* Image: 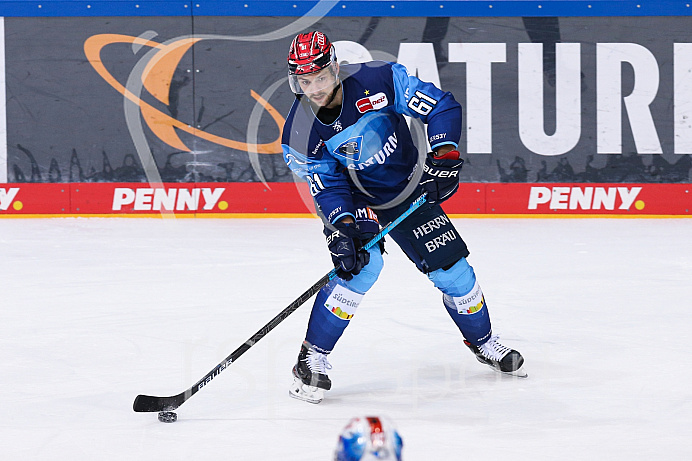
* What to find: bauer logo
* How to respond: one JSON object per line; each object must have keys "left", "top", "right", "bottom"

{"left": 528, "top": 186, "right": 644, "bottom": 211}
{"left": 198, "top": 358, "right": 233, "bottom": 390}
{"left": 356, "top": 92, "right": 388, "bottom": 113}
{"left": 112, "top": 187, "right": 226, "bottom": 211}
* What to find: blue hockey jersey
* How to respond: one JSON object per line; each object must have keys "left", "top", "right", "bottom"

{"left": 281, "top": 61, "right": 462, "bottom": 224}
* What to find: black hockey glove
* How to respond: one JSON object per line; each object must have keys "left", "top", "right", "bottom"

{"left": 420, "top": 149, "right": 465, "bottom": 204}
{"left": 324, "top": 222, "right": 371, "bottom": 281}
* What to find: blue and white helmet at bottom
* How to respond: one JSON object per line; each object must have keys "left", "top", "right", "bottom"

{"left": 334, "top": 416, "right": 403, "bottom": 461}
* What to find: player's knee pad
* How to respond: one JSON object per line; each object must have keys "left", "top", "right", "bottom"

{"left": 341, "top": 244, "right": 384, "bottom": 294}
{"left": 426, "top": 257, "right": 476, "bottom": 297}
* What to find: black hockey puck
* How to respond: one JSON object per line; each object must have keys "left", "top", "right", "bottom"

{"left": 158, "top": 411, "right": 177, "bottom": 423}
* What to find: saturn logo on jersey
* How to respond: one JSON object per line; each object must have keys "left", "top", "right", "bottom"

{"left": 339, "top": 141, "right": 360, "bottom": 157}
{"left": 333, "top": 136, "right": 363, "bottom": 161}
{"left": 356, "top": 92, "right": 389, "bottom": 113}
{"left": 346, "top": 133, "right": 398, "bottom": 171}
{"left": 285, "top": 152, "right": 309, "bottom": 167}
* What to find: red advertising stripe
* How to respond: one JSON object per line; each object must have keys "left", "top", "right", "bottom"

{"left": 70, "top": 182, "right": 316, "bottom": 215}
{"left": 219, "top": 182, "right": 315, "bottom": 214}
{"left": 1, "top": 182, "right": 690, "bottom": 217}
{"left": 441, "top": 184, "right": 487, "bottom": 214}
{"left": 0, "top": 184, "right": 71, "bottom": 215}
{"left": 481, "top": 183, "right": 691, "bottom": 216}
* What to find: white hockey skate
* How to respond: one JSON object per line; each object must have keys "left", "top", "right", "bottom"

{"left": 289, "top": 379, "right": 326, "bottom": 404}
{"left": 289, "top": 342, "right": 332, "bottom": 404}
{"left": 465, "top": 335, "right": 528, "bottom": 378}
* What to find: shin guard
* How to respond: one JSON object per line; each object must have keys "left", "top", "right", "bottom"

{"left": 305, "top": 279, "right": 363, "bottom": 352}
{"left": 442, "top": 283, "right": 491, "bottom": 346}
{"left": 304, "top": 246, "right": 383, "bottom": 352}
{"left": 428, "top": 258, "right": 492, "bottom": 346}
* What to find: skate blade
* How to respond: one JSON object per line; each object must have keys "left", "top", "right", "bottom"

{"left": 288, "top": 378, "right": 325, "bottom": 404}
{"left": 490, "top": 364, "right": 528, "bottom": 378}
{"left": 502, "top": 366, "right": 528, "bottom": 378}
{"left": 476, "top": 355, "right": 528, "bottom": 378}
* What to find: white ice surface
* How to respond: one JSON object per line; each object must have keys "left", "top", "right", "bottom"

{"left": 1, "top": 217, "right": 691, "bottom": 460}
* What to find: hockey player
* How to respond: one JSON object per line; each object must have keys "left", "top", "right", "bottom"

{"left": 334, "top": 416, "right": 403, "bottom": 461}
{"left": 282, "top": 31, "right": 525, "bottom": 404}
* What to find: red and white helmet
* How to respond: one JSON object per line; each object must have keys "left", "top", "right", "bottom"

{"left": 334, "top": 416, "right": 403, "bottom": 461}
{"left": 287, "top": 31, "right": 338, "bottom": 94}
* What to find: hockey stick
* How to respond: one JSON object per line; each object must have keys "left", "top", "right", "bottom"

{"left": 133, "top": 193, "right": 427, "bottom": 413}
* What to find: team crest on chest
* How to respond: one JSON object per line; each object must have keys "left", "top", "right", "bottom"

{"left": 356, "top": 92, "right": 388, "bottom": 113}
{"left": 333, "top": 136, "right": 363, "bottom": 161}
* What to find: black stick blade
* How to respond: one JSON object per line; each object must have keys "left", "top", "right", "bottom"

{"left": 133, "top": 393, "right": 185, "bottom": 412}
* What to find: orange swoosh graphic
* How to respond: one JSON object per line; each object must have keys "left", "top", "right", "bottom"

{"left": 84, "top": 34, "right": 284, "bottom": 154}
